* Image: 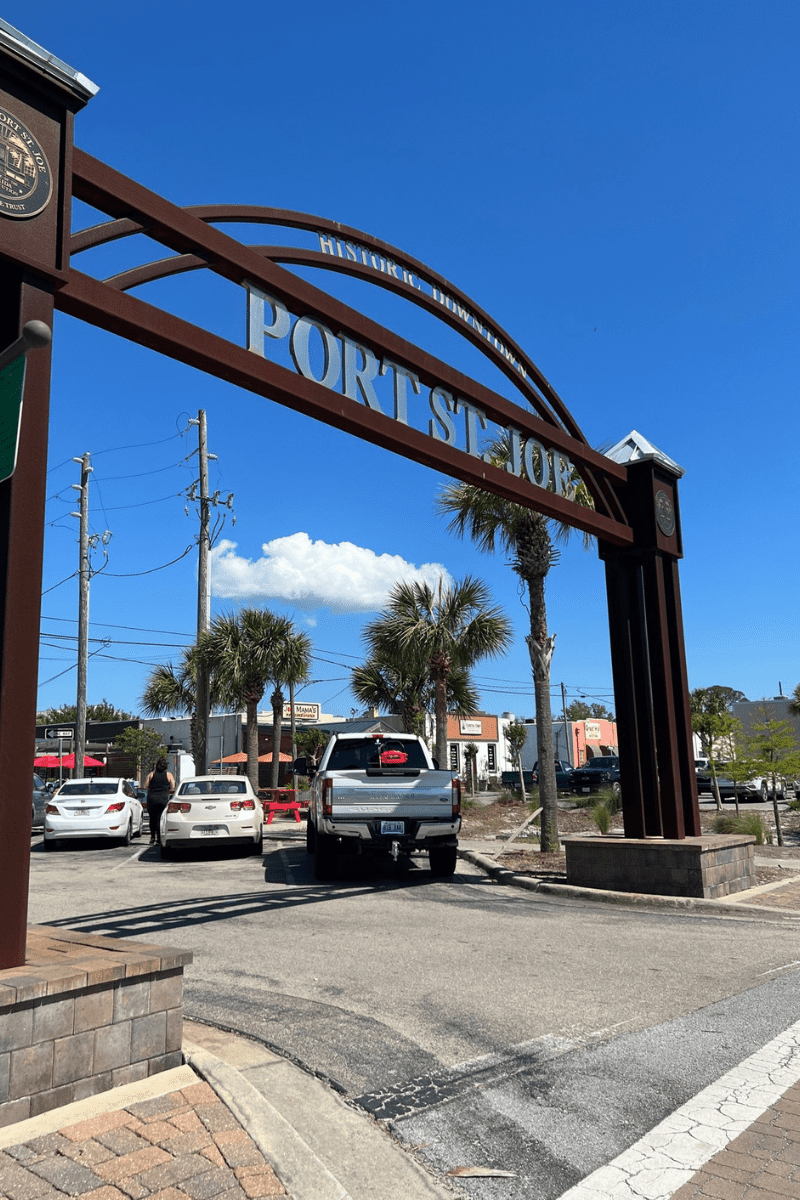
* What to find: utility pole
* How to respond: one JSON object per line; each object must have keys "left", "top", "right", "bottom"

{"left": 561, "top": 682, "right": 572, "bottom": 767}
{"left": 189, "top": 411, "right": 210, "bottom": 775}
{"left": 186, "top": 411, "right": 232, "bottom": 776}
{"left": 71, "top": 453, "right": 91, "bottom": 779}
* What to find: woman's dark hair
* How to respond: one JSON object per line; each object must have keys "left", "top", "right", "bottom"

{"left": 155, "top": 757, "right": 168, "bottom": 772}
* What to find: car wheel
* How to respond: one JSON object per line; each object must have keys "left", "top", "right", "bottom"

{"left": 43, "top": 836, "right": 56, "bottom": 852}
{"left": 429, "top": 845, "right": 457, "bottom": 877}
{"left": 313, "top": 831, "right": 337, "bottom": 881}
{"left": 120, "top": 819, "right": 132, "bottom": 848}
{"left": 160, "top": 842, "right": 175, "bottom": 861}
{"left": 306, "top": 818, "right": 316, "bottom": 854}
{"left": 251, "top": 832, "right": 263, "bottom": 856}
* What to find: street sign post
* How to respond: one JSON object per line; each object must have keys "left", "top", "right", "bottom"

{"left": 45, "top": 728, "right": 73, "bottom": 739}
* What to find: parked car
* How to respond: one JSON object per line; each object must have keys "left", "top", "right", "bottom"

{"left": 43, "top": 778, "right": 144, "bottom": 849}
{"left": 570, "top": 756, "right": 621, "bottom": 795}
{"left": 694, "top": 766, "right": 762, "bottom": 801}
{"left": 32, "top": 774, "right": 49, "bottom": 830}
{"left": 160, "top": 776, "right": 263, "bottom": 859}
{"left": 532, "top": 760, "right": 574, "bottom": 790}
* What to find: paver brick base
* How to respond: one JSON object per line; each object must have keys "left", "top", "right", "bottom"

{"left": 0, "top": 927, "right": 192, "bottom": 1127}
{"left": 563, "top": 833, "right": 756, "bottom": 898}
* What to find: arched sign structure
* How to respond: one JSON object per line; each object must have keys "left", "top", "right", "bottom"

{"left": 0, "top": 25, "right": 699, "bottom": 967}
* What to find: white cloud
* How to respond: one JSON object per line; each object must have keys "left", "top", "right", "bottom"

{"left": 210, "top": 533, "right": 453, "bottom": 614}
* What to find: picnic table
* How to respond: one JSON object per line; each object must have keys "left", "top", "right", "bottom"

{"left": 258, "top": 788, "right": 302, "bottom": 824}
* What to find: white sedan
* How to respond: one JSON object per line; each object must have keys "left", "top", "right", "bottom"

{"left": 160, "top": 776, "right": 263, "bottom": 858}
{"left": 43, "top": 778, "right": 144, "bottom": 849}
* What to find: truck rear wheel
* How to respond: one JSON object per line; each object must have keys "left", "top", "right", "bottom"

{"left": 429, "top": 845, "right": 457, "bottom": 877}
{"left": 306, "top": 817, "right": 316, "bottom": 854}
{"left": 314, "top": 832, "right": 337, "bottom": 881}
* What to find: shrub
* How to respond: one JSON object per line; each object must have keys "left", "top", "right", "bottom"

{"left": 713, "top": 812, "right": 773, "bottom": 845}
{"left": 592, "top": 800, "right": 612, "bottom": 834}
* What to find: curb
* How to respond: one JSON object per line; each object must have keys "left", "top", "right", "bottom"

{"left": 458, "top": 848, "right": 800, "bottom": 919}
{"left": 184, "top": 1041, "right": 351, "bottom": 1200}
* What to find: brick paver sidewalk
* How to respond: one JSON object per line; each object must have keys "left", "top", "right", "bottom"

{"left": 673, "top": 1078, "right": 800, "bottom": 1200}
{"left": 0, "top": 1080, "right": 288, "bottom": 1199}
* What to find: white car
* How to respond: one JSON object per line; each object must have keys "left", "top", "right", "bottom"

{"left": 160, "top": 776, "right": 263, "bottom": 858}
{"left": 43, "top": 777, "right": 144, "bottom": 849}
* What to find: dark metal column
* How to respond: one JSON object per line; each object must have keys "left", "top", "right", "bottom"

{"left": 0, "top": 278, "right": 54, "bottom": 966}
{"left": 600, "top": 457, "right": 700, "bottom": 841}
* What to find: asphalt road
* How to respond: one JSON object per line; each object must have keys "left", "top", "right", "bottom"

{"left": 26, "top": 829, "right": 800, "bottom": 1198}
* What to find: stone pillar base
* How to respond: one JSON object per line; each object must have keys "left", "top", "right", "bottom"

{"left": 0, "top": 927, "right": 192, "bottom": 1127}
{"left": 562, "top": 833, "right": 755, "bottom": 899}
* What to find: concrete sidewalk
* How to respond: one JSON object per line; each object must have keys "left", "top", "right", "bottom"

{"left": 0, "top": 1019, "right": 460, "bottom": 1200}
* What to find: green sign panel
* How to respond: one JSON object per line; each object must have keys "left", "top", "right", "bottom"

{"left": 0, "top": 354, "right": 25, "bottom": 484}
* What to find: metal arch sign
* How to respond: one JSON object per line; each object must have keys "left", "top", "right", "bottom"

{"left": 58, "top": 151, "right": 635, "bottom": 547}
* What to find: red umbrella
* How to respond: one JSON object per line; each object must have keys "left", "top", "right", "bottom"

{"left": 34, "top": 753, "right": 104, "bottom": 768}
{"left": 258, "top": 751, "right": 293, "bottom": 762}
{"left": 211, "top": 752, "right": 248, "bottom": 763}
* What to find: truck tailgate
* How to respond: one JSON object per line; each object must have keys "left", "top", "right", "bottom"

{"left": 328, "top": 772, "right": 454, "bottom": 818}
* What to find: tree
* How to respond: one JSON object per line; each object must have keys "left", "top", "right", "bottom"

{"left": 749, "top": 706, "right": 800, "bottom": 847}
{"left": 690, "top": 688, "right": 738, "bottom": 811}
{"left": 789, "top": 683, "right": 800, "bottom": 717}
{"left": 464, "top": 742, "right": 478, "bottom": 796}
{"left": 114, "top": 727, "right": 166, "bottom": 783}
{"left": 197, "top": 608, "right": 311, "bottom": 793}
{"left": 505, "top": 720, "right": 528, "bottom": 800}
{"left": 439, "top": 434, "right": 593, "bottom": 852}
{"left": 141, "top": 647, "right": 221, "bottom": 769}
{"left": 362, "top": 576, "right": 512, "bottom": 768}
{"left": 351, "top": 651, "right": 477, "bottom": 737}
{"left": 565, "top": 701, "right": 614, "bottom": 722}
{"left": 37, "top": 699, "right": 134, "bottom": 724}
{"left": 267, "top": 630, "right": 312, "bottom": 788}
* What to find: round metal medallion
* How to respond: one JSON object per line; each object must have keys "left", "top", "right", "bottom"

{"left": 655, "top": 489, "right": 675, "bottom": 537}
{"left": 0, "top": 107, "right": 53, "bottom": 219}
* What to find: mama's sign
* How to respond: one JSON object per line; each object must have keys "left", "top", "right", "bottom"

{"left": 247, "top": 284, "right": 580, "bottom": 503}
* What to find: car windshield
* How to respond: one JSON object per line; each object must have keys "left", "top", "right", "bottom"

{"left": 586, "top": 757, "right": 619, "bottom": 768}
{"left": 326, "top": 738, "right": 429, "bottom": 771}
{"left": 58, "top": 782, "right": 119, "bottom": 796}
{"left": 178, "top": 780, "right": 248, "bottom": 796}
{"left": 34, "top": 775, "right": 44, "bottom": 788}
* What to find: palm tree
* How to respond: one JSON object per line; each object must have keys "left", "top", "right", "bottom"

{"left": 351, "top": 653, "right": 478, "bottom": 736}
{"left": 267, "top": 630, "right": 312, "bottom": 788}
{"left": 141, "top": 647, "right": 205, "bottom": 766}
{"left": 505, "top": 720, "right": 528, "bottom": 801}
{"left": 197, "top": 608, "right": 308, "bottom": 792}
{"left": 438, "top": 433, "right": 593, "bottom": 852}
{"left": 365, "top": 576, "right": 512, "bottom": 767}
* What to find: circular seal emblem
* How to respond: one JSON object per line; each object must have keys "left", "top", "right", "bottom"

{"left": 655, "top": 489, "right": 676, "bottom": 537}
{"left": 0, "top": 107, "right": 52, "bottom": 219}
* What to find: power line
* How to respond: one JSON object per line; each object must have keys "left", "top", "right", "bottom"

{"left": 100, "top": 545, "right": 194, "bottom": 577}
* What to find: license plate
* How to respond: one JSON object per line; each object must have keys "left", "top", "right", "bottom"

{"left": 381, "top": 821, "right": 404, "bottom": 835}
{"left": 69, "top": 807, "right": 99, "bottom": 816}
{"left": 195, "top": 825, "right": 222, "bottom": 836}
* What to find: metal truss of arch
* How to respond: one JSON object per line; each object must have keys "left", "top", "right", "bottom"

{"left": 57, "top": 148, "right": 633, "bottom": 546}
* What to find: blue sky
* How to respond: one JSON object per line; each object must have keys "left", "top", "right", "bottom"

{"left": 9, "top": 0, "right": 798, "bottom": 721}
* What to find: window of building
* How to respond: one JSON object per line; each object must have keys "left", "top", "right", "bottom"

{"left": 449, "top": 743, "right": 460, "bottom": 771}
{"left": 487, "top": 744, "right": 496, "bottom": 771}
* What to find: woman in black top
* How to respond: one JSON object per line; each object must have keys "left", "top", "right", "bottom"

{"left": 144, "top": 757, "right": 175, "bottom": 844}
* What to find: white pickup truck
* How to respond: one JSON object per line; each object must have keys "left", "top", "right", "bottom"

{"left": 297, "top": 732, "right": 461, "bottom": 880}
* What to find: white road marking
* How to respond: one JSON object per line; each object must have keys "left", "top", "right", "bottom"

{"left": 759, "top": 959, "right": 800, "bottom": 975}
{"left": 557, "top": 1017, "right": 800, "bottom": 1200}
{"left": 112, "top": 845, "right": 149, "bottom": 870}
